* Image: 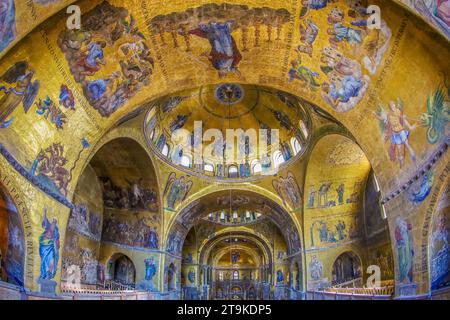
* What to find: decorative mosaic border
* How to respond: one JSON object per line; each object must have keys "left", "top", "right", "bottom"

{"left": 381, "top": 138, "right": 449, "bottom": 205}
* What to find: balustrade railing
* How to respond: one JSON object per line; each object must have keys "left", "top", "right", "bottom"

{"left": 61, "top": 280, "right": 135, "bottom": 294}
{"left": 309, "top": 279, "right": 395, "bottom": 299}
{"left": 331, "top": 277, "right": 363, "bottom": 288}
{"left": 322, "top": 286, "right": 394, "bottom": 296}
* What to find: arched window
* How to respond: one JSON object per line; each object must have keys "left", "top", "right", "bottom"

{"left": 299, "top": 120, "right": 308, "bottom": 138}
{"left": 156, "top": 134, "right": 166, "bottom": 150}
{"left": 219, "top": 272, "right": 224, "bottom": 281}
{"left": 162, "top": 144, "right": 170, "bottom": 157}
{"left": 273, "top": 151, "right": 284, "bottom": 167}
{"left": 251, "top": 159, "right": 262, "bottom": 174}
{"left": 233, "top": 270, "right": 239, "bottom": 280}
{"left": 381, "top": 204, "right": 387, "bottom": 219}
{"left": 171, "top": 146, "right": 183, "bottom": 164}
{"left": 373, "top": 174, "right": 381, "bottom": 192}
{"left": 291, "top": 137, "right": 302, "bottom": 155}
{"left": 151, "top": 128, "right": 159, "bottom": 142}
{"left": 147, "top": 107, "right": 157, "bottom": 120}
{"left": 228, "top": 165, "right": 238, "bottom": 178}
{"left": 204, "top": 163, "right": 214, "bottom": 173}
{"left": 180, "top": 155, "right": 191, "bottom": 168}
{"left": 233, "top": 210, "right": 238, "bottom": 222}
{"left": 146, "top": 111, "right": 157, "bottom": 138}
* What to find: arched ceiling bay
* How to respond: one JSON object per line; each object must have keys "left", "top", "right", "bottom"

{"left": 170, "top": 189, "right": 298, "bottom": 229}
{"left": 198, "top": 231, "right": 276, "bottom": 266}
{"left": 1, "top": 1, "right": 448, "bottom": 61}
{"left": 166, "top": 189, "right": 301, "bottom": 256}
{"left": 89, "top": 137, "right": 160, "bottom": 213}
{"left": 304, "top": 134, "right": 371, "bottom": 250}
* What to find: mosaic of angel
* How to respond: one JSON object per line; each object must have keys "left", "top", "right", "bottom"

{"left": 272, "top": 172, "right": 303, "bottom": 209}
{"left": 0, "top": 61, "right": 40, "bottom": 128}
{"left": 163, "top": 173, "right": 193, "bottom": 210}
{"left": 373, "top": 99, "right": 417, "bottom": 168}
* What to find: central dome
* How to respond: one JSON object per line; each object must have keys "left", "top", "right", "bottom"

{"left": 144, "top": 84, "right": 312, "bottom": 180}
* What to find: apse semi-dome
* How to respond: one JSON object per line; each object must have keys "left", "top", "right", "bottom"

{"left": 144, "top": 84, "right": 312, "bottom": 180}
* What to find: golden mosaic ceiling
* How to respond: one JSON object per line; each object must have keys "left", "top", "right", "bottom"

{"left": 0, "top": 0, "right": 448, "bottom": 298}
{"left": 144, "top": 84, "right": 312, "bottom": 179}
{"left": 0, "top": 0, "right": 446, "bottom": 198}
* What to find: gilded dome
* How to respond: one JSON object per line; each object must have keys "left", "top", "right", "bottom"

{"left": 144, "top": 84, "right": 312, "bottom": 180}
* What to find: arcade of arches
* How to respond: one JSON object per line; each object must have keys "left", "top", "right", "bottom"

{"left": 0, "top": 0, "right": 449, "bottom": 301}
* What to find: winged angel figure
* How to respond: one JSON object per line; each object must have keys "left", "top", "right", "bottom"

{"left": 373, "top": 98, "right": 417, "bottom": 168}
{"left": 163, "top": 172, "right": 193, "bottom": 211}
{"left": 272, "top": 172, "right": 303, "bottom": 209}
{"left": 0, "top": 61, "right": 40, "bottom": 128}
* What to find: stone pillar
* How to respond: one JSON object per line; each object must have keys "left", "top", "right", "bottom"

{"left": 202, "top": 285, "right": 209, "bottom": 300}
{"left": 262, "top": 282, "right": 271, "bottom": 300}
{"left": 203, "top": 267, "right": 208, "bottom": 285}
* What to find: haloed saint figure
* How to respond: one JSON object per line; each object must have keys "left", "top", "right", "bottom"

{"left": 39, "top": 211, "right": 60, "bottom": 281}
{"left": 395, "top": 217, "right": 414, "bottom": 284}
